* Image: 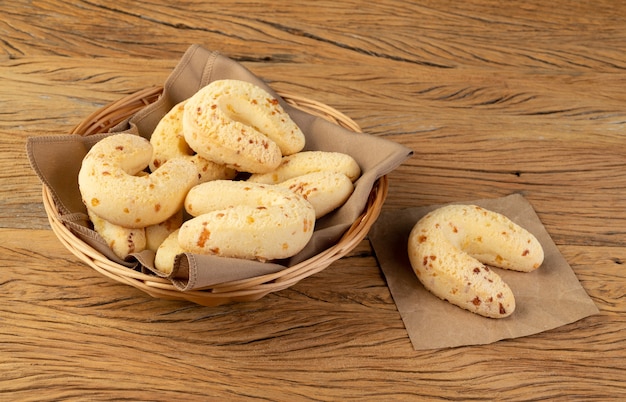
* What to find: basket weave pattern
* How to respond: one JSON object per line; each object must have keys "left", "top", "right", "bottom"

{"left": 43, "top": 87, "right": 388, "bottom": 306}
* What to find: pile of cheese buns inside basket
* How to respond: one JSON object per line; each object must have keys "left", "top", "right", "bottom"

{"left": 78, "top": 79, "right": 361, "bottom": 275}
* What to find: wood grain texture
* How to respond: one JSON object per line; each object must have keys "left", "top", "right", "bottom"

{"left": 2, "top": 0, "right": 626, "bottom": 400}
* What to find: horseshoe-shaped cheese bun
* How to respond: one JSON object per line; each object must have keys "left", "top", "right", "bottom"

{"left": 149, "top": 100, "right": 237, "bottom": 183}
{"left": 183, "top": 79, "right": 305, "bottom": 174}
{"left": 278, "top": 171, "right": 354, "bottom": 218}
{"left": 78, "top": 133, "right": 198, "bottom": 228}
{"left": 154, "top": 229, "right": 188, "bottom": 275}
{"left": 87, "top": 209, "right": 146, "bottom": 259}
{"left": 247, "top": 151, "right": 361, "bottom": 184}
{"left": 407, "top": 204, "right": 544, "bottom": 318}
{"left": 145, "top": 209, "right": 183, "bottom": 253}
{"left": 180, "top": 180, "right": 315, "bottom": 261}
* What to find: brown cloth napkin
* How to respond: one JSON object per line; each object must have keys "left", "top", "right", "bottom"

{"left": 368, "top": 194, "right": 599, "bottom": 350}
{"left": 27, "top": 44, "right": 413, "bottom": 291}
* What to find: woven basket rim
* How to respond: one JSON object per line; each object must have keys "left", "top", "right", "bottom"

{"left": 44, "top": 86, "right": 388, "bottom": 306}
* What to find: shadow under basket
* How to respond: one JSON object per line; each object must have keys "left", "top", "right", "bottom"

{"left": 42, "top": 86, "right": 388, "bottom": 307}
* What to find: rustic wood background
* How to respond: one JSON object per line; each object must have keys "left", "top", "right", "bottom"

{"left": 2, "top": 0, "right": 625, "bottom": 400}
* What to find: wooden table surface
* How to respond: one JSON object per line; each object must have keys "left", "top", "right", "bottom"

{"left": 3, "top": 1, "right": 625, "bottom": 400}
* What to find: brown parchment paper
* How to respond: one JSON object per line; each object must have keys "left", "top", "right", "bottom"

{"left": 368, "top": 194, "right": 599, "bottom": 350}
{"left": 27, "top": 44, "right": 413, "bottom": 291}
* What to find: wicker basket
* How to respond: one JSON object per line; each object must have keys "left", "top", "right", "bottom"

{"left": 42, "top": 86, "right": 388, "bottom": 306}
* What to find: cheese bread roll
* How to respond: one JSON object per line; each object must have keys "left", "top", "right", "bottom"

{"left": 180, "top": 180, "right": 315, "bottom": 261}
{"left": 408, "top": 204, "right": 543, "bottom": 318}
{"left": 78, "top": 133, "right": 198, "bottom": 228}
{"left": 183, "top": 79, "right": 305, "bottom": 174}
{"left": 248, "top": 151, "right": 360, "bottom": 184}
